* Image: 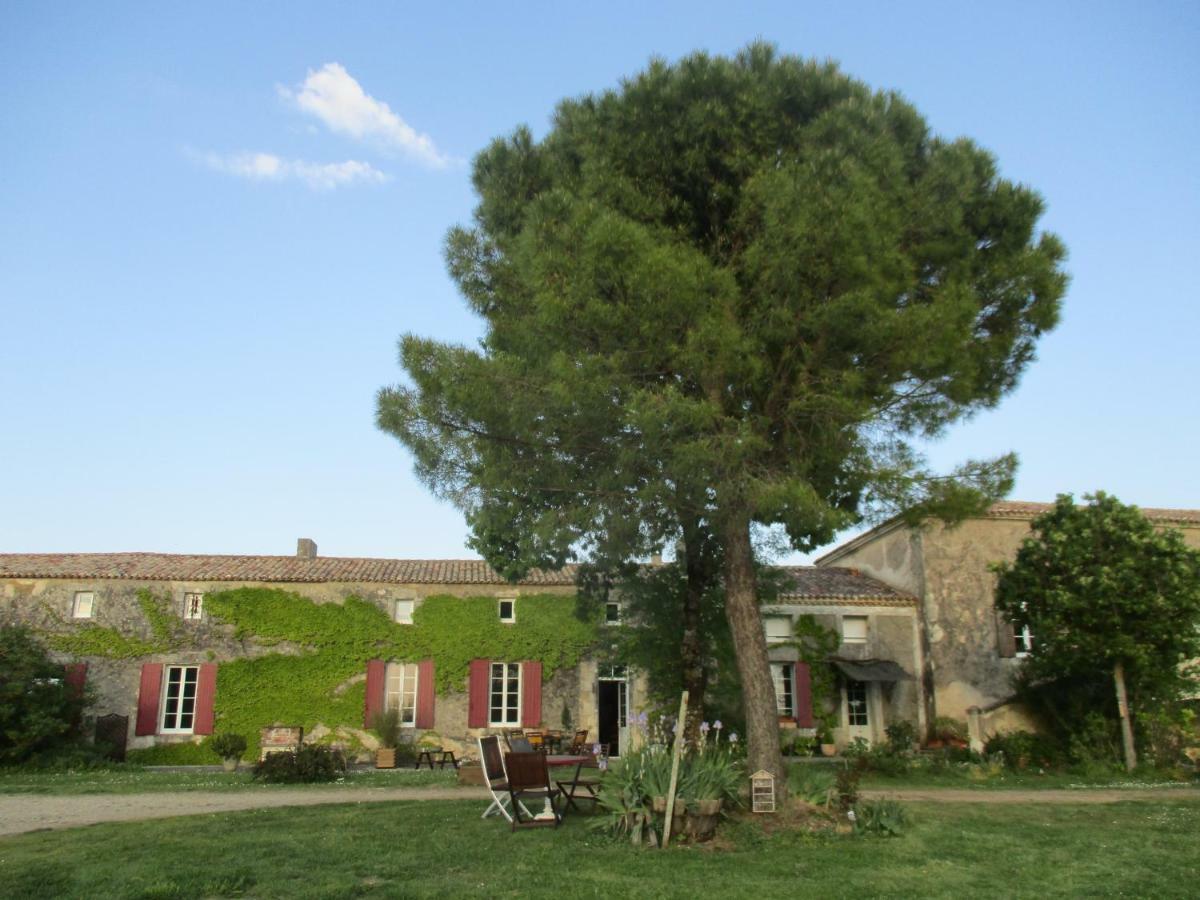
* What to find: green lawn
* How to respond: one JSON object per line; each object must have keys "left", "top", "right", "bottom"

{"left": 0, "top": 767, "right": 459, "bottom": 795}
{"left": 1, "top": 799, "right": 1198, "bottom": 898}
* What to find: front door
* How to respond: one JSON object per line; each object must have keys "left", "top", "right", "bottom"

{"left": 597, "top": 666, "right": 628, "bottom": 757}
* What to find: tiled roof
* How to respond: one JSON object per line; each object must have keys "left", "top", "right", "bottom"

{"left": 0, "top": 553, "right": 908, "bottom": 602}
{"left": 774, "top": 567, "right": 915, "bottom": 605}
{"left": 987, "top": 501, "right": 1200, "bottom": 524}
{"left": 0, "top": 553, "right": 578, "bottom": 586}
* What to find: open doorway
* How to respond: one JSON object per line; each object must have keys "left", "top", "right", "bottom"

{"left": 597, "top": 665, "right": 628, "bottom": 757}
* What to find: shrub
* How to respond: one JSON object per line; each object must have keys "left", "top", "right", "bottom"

{"left": 834, "top": 762, "right": 862, "bottom": 810}
{"left": 252, "top": 745, "right": 347, "bottom": 783}
{"left": 788, "top": 764, "right": 835, "bottom": 807}
{"left": 885, "top": 721, "right": 917, "bottom": 752}
{"left": 852, "top": 797, "right": 910, "bottom": 836}
{"left": 933, "top": 717, "right": 968, "bottom": 743}
{"left": 0, "top": 626, "right": 90, "bottom": 765}
{"left": 984, "top": 730, "right": 1063, "bottom": 770}
{"left": 211, "top": 733, "right": 248, "bottom": 761}
{"left": 126, "top": 741, "right": 221, "bottom": 766}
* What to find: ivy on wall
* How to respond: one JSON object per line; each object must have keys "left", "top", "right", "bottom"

{"left": 787, "top": 614, "right": 841, "bottom": 736}
{"left": 202, "top": 588, "right": 599, "bottom": 752}
{"left": 43, "top": 590, "right": 184, "bottom": 660}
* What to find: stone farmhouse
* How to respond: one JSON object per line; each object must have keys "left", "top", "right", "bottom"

{"left": 815, "top": 501, "right": 1200, "bottom": 740}
{"left": 0, "top": 543, "right": 913, "bottom": 758}
{"left": 3, "top": 500, "right": 1196, "bottom": 758}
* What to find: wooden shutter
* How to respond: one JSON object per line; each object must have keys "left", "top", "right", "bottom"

{"left": 415, "top": 659, "right": 436, "bottom": 729}
{"left": 794, "top": 662, "right": 815, "bottom": 728}
{"left": 63, "top": 662, "right": 88, "bottom": 699}
{"left": 995, "top": 612, "right": 1017, "bottom": 658}
{"left": 521, "top": 661, "right": 542, "bottom": 728}
{"left": 193, "top": 663, "right": 218, "bottom": 735}
{"left": 467, "top": 659, "right": 490, "bottom": 728}
{"left": 135, "top": 663, "right": 163, "bottom": 735}
{"left": 364, "top": 659, "right": 386, "bottom": 728}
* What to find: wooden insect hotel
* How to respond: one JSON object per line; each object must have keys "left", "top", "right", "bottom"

{"left": 750, "top": 769, "right": 776, "bottom": 813}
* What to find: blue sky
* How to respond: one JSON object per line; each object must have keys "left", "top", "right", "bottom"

{"left": 2, "top": 1, "right": 1197, "bottom": 562}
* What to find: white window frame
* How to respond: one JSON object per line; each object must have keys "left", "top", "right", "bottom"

{"left": 394, "top": 598, "right": 415, "bottom": 625}
{"left": 385, "top": 662, "right": 420, "bottom": 726}
{"left": 1014, "top": 622, "right": 1034, "bottom": 658}
{"left": 498, "top": 598, "right": 516, "bottom": 624}
{"left": 488, "top": 661, "right": 521, "bottom": 726}
{"left": 183, "top": 592, "right": 204, "bottom": 621}
{"left": 771, "top": 662, "right": 794, "bottom": 718}
{"left": 845, "top": 679, "right": 869, "bottom": 726}
{"left": 72, "top": 591, "right": 95, "bottom": 619}
{"left": 160, "top": 665, "right": 200, "bottom": 734}
{"left": 604, "top": 601, "right": 623, "bottom": 625}
{"left": 764, "top": 615, "right": 792, "bottom": 644}
{"left": 842, "top": 615, "right": 868, "bottom": 644}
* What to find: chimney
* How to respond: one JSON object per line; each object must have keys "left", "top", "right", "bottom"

{"left": 296, "top": 538, "right": 318, "bottom": 559}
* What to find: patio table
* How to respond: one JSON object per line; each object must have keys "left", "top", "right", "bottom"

{"left": 546, "top": 754, "right": 599, "bottom": 819}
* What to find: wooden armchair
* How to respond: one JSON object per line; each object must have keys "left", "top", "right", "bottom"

{"left": 503, "top": 751, "right": 562, "bottom": 830}
{"left": 567, "top": 729, "right": 589, "bottom": 754}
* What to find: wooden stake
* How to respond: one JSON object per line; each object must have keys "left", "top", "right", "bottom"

{"left": 662, "top": 690, "right": 688, "bottom": 849}
{"left": 1113, "top": 661, "right": 1137, "bottom": 772}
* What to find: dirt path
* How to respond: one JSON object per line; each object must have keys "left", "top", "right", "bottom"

{"left": 0, "top": 786, "right": 488, "bottom": 837}
{"left": 1, "top": 785, "right": 1196, "bottom": 838}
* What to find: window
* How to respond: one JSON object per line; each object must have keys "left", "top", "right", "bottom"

{"left": 1014, "top": 622, "right": 1034, "bottom": 657}
{"left": 842, "top": 616, "right": 868, "bottom": 644}
{"left": 385, "top": 662, "right": 419, "bottom": 725}
{"left": 604, "top": 601, "right": 622, "bottom": 625}
{"left": 183, "top": 592, "right": 204, "bottom": 621}
{"left": 498, "top": 598, "right": 516, "bottom": 623}
{"left": 771, "top": 663, "right": 794, "bottom": 718}
{"left": 161, "top": 666, "right": 199, "bottom": 733}
{"left": 72, "top": 591, "right": 95, "bottom": 619}
{"left": 846, "top": 679, "right": 869, "bottom": 726}
{"left": 394, "top": 599, "right": 415, "bottom": 625}
{"left": 764, "top": 615, "right": 792, "bottom": 644}
{"left": 489, "top": 662, "right": 521, "bottom": 725}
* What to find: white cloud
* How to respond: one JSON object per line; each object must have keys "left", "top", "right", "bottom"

{"left": 280, "top": 63, "right": 450, "bottom": 168}
{"left": 197, "top": 150, "right": 390, "bottom": 191}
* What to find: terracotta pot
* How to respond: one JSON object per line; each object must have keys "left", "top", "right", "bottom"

{"left": 222, "top": 758, "right": 239, "bottom": 773}
{"left": 652, "top": 795, "right": 668, "bottom": 813}
{"left": 686, "top": 801, "right": 722, "bottom": 842}
{"left": 376, "top": 747, "right": 397, "bottom": 769}
{"left": 691, "top": 798, "right": 723, "bottom": 816}
{"left": 820, "top": 743, "right": 837, "bottom": 757}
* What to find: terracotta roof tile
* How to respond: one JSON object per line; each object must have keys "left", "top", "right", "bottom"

{"left": 987, "top": 501, "right": 1200, "bottom": 524}
{"left": 0, "top": 553, "right": 577, "bottom": 586}
{"left": 774, "top": 566, "right": 915, "bottom": 605}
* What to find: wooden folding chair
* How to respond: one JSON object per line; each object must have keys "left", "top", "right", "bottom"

{"left": 503, "top": 729, "right": 525, "bottom": 751}
{"left": 526, "top": 730, "right": 545, "bottom": 751}
{"left": 567, "top": 729, "right": 589, "bottom": 754}
{"left": 504, "top": 751, "right": 562, "bottom": 830}
{"left": 478, "top": 736, "right": 532, "bottom": 823}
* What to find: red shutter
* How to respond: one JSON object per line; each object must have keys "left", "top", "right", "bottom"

{"left": 193, "top": 663, "right": 218, "bottom": 735}
{"left": 135, "top": 663, "right": 163, "bottom": 735}
{"left": 364, "top": 659, "right": 386, "bottom": 728}
{"left": 415, "top": 659, "right": 435, "bottom": 729}
{"left": 63, "top": 663, "right": 88, "bottom": 699}
{"left": 521, "top": 661, "right": 542, "bottom": 728}
{"left": 794, "top": 662, "right": 815, "bottom": 728}
{"left": 467, "top": 659, "right": 490, "bottom": 728}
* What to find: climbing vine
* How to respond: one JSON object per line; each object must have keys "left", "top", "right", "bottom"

{"left": 42, "top": 590, "right": 182, "bottom": 659}
{"left": 203, "top": 588, "right": 599, "bottom": 753}
{"left": 787, "top": 614, "right": 841, "bottom": 736}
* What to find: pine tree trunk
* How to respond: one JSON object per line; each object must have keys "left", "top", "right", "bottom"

{"left": 720, "top": 509, "right": 786, "bottom": 794}
{"left": 1113, "top": 661, "right": 1137, "bottom": 772}
{"left": 679, "top": 512, "right": 715, "bottom": 739}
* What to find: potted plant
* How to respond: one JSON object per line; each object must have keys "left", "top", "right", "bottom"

{"left": 371, "top": 709, "right": 402, "bottom": 769}
{"left": 818, "top": 728, "right": 837, "bottom": 757}
{"left": 212, "top": 732, "right": 248, "bottom": 772}
{"left": 679, "top": 746, "right": 743, "bottom": 842}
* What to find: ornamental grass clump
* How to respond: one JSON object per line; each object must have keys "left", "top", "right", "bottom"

{"left": 593, "top": 715, "right": 744, "bottom": 846}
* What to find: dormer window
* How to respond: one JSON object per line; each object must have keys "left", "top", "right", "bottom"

{"left": 183, "top": 592, "right": 204, "bottom": 621}
{"left": 72, "top": 592, "right": 95, "bottom": 619}
{"left": 394, "top": 599, "right": 415, "bottom": 625}
{"left": 499, "top": 598, "right": 516, "bottom": 623}
{"left": 764, "top": 615, "right": 791, "bottom": 644}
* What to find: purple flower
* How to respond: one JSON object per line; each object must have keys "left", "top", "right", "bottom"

{"left": 713, "top": 720, "right": 723, "bottom": 731}
{"left": 699, "top": 721, "right": 711, "bottom": 734}
{"left": 729, "top": 732, "right": 739, "bottom": 743}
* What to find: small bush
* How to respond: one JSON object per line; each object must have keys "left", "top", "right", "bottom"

{"left": 933, "top": 717, "right": 968, "bottom": 743}
{"left": 834, "top": 762, "right": 862, "bottom": 810}
{"left": 985, "top": 730, "right": 1063, "bottom": 770}
{"left": 252, "top": 745, "right": 347, "bottom": 783}
{"left": 211, "top": 733, "right": 248, "bottom": 761}
{"left": 789, "top": 764, "right": 835, "bottom": 807}
{"left": 853, "top": 797, "right": 910, "bottom": 836}
{"left": 885, "top": 721, "right": 917, "bottom": 751}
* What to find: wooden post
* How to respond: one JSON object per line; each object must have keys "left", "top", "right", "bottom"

{"left": 1113, "top": 661, "right": 1137, "bottom": 772}
{"left": 662, "top": 690, "right": 688, "bottom": 849}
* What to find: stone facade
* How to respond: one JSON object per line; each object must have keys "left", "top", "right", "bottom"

{"left": 816, "top": 501, "right": 1200, "bottom": 738}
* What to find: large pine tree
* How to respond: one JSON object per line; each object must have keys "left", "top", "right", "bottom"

{"left": 378, "top": 44, "right": 1067, "bottom": 784}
